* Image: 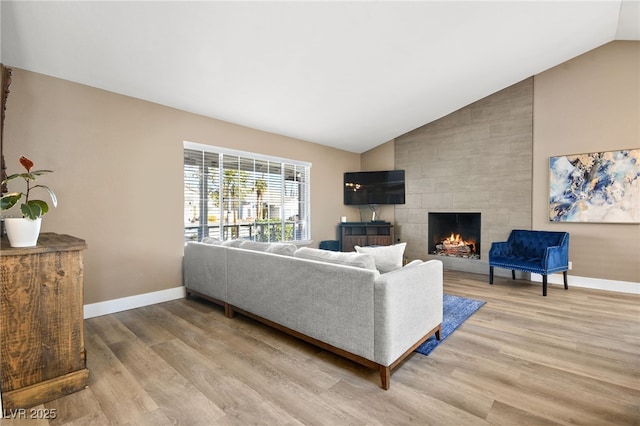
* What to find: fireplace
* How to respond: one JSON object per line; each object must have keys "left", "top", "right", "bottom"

{"left": 428, "top": 212, "right": 481, "bottom": 259}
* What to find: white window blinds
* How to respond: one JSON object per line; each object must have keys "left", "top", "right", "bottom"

{"left": 184, "top": 142, "right": 311, "bottom": 243}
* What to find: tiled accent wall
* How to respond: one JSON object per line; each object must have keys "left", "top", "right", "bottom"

{"left": 394, "top": 78, "right": 533, "bottom": 274}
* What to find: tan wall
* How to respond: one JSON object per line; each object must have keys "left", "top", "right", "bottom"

{"left": 533, "top": 41, "right": 639, "bottom": 284}
{"left": 358, "top": 140, "right": 396, "bottom": 226}
{"left": 3, "top": 68, "right": 360, "bottom": 304}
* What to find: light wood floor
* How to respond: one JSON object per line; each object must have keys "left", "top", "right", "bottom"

{"left": 16, "top": 271, "right": 640, "bottom": 425}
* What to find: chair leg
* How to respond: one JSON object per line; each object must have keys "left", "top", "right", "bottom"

{"left": 563, "top": 271, "right": 568, "bottom": 290}
{"left": 489, "top": 266, "right": 494, "bottom": 284}
{"left": 542, "top": 275, "right": 548, "bottom": 296}
{"left": 512, "top": 270, "right": 516, "bottom": 280}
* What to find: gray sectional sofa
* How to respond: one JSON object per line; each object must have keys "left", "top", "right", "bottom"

{"left": 183, "top": 239, "right": 443, "bottom": 389}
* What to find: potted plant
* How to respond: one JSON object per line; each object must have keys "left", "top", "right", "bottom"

{"left": 1, "top": 156, "right": 57, "bottom": 247}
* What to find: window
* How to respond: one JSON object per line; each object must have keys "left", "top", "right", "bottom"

{"left": 184, "top": 142, "right": 311, "bottom": 243}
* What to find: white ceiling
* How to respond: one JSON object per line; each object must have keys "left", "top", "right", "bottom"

{"left": 1, "top": 1, "right": 639, "bottom": 154}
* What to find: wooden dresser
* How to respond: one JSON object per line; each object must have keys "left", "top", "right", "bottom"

{"left": 0, "top": 233, "right": 89, "bottom": 409}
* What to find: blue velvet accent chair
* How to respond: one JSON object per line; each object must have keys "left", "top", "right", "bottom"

{"left": 489, "top": 230, "right": 569, "bottom": 296}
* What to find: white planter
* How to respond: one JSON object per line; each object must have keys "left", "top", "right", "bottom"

{"left": 4, "top": 217, "right": 42, "bottom": 247}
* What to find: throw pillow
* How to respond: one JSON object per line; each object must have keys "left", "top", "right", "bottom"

{"left": 354, "top": 243, "right": 406, "bottom": 273}
{"left": 294, "top": 247, "right": 377, "bottom": 272}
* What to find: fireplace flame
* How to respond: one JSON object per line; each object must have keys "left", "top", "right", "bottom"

{"left": 441, "top": 233, "right": 475, "bottom": 253}
{"left": 448, "top": 233, "right": 462, "bottom": 244}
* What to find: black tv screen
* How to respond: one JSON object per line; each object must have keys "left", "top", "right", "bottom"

{"left": 344, "top": 170, "right": 405, "bottom": 205}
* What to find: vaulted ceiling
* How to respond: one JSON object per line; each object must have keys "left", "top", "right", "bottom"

{"left": 2, "top": 1, "right": 638, "bottom": 153}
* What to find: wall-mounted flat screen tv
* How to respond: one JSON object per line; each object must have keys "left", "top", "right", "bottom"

{"left": 344, "top": 170, "right": 406, "bottom": 205}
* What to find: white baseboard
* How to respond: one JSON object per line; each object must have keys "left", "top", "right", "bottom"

{"left": 84, "top": 286, "right": 186, "bottom": 319}
{"left": 83, "top": 274, "right": 639, "bottom": 319}
{"left": 531, "top": 273, "right": 640, "bottom": 295}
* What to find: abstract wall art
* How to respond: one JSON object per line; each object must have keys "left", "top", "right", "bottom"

{"left": 549, "top": 149, "right": 640, "bottom": 223}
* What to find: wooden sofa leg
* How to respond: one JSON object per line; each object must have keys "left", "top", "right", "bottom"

{"left": 489, "top": 266, "right": 494, "bottom": 284}
{"left": 379, "top": 366, "right": 390, "bottom": 390}
{"left": 225, "top": 304, "right": 234, "bottom": 318}
{"left": 563, "top": 271, "right": 568, "bottom": 290}
{"left": 542, "top": 275, "right": 548, "bottom": 296}
{"left": 512, "top": 270, "right": 516, "bottom": 280}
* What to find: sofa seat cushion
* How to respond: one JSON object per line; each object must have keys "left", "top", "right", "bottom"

{"left": 490, "top": 255, "right": 545, "bottom": 273}
{"left": 294, "top": 247, "right": 377, "bottom": 271}
{"left": 355, "top": 243, "right": 406, "bottom": 273}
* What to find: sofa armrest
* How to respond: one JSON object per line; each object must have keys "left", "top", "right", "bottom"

{"left": 374, "top": 260, "right": 443, "bottom": 366}
{"left": 543, "top": 244, "right": 569, "bottom": 271}
{"left": 489, "top": 241, "right": 512, "bottom": 258}
{"left": 183, "top": 242, "right": 228, "bottom": 301}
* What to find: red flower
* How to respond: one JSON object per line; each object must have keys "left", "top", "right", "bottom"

{"left": 19, "top": 156, "right": 34, "bottom": 172}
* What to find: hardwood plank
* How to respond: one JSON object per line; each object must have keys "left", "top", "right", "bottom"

{"left": 107, "top": 336, "right": 224, "bottom": 425}
{"left": 151, "top": 338, "right": 305, "bottom": 425}
{"left": 72, "top": 330, "right": 166, "bottom": 425}
{"left": 486, "top": 400, "right": 563, "bottom": 426}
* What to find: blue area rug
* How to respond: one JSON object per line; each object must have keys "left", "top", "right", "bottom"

{"left": 415, "top": 294, "right": 485, "bottom": 356}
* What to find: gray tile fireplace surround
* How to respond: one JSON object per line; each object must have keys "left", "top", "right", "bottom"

{"left": 394, "top": 78, "right": 534, "bottom": 277}
{"left": 426, "top": 254, "right": 489, "bottom": 276}
{"left": 423, "top": 254, "right": 529, "bottom": 279}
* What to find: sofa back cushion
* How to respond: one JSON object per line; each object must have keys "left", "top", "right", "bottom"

{"left": 294, "top": 247, "right": 377, "bottom": 271}
{"left": 239, "top": 240, "right": 270, "bottom": 251}
{"left": 201, "top": 237, "right": 223, "bottom": 245}
{"left": 509, "top": 230, "right": 567, "bottom": 259}
{"left": 265, "top": 243, "right": 298, "bottom": 256}
{"left": 238, "top": 240, "right": 298, "bottom": 256}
